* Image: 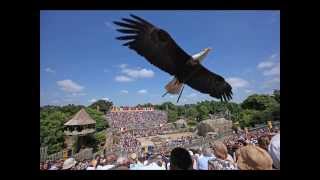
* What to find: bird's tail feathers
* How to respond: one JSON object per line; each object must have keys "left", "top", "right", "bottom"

{"left": 165, "top": 77, "right": 183, "bottom": 95}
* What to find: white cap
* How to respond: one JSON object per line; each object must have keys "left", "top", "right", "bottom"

{"left": 62, "top": 158, "right": 77, "bottom": 170}
{"left": 188, "top": 150, "right": 194, "bottom": 156}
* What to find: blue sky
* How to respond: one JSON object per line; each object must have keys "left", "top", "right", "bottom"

{"left": 40, "top": 10, "right": 280, "bottom": 106}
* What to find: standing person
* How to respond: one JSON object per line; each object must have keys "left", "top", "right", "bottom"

{"left": 268, "top": 133, "right": 280, "bottom": 169}
{"left": 169, "top": 147, "right": 193, "bottom": 170}
{"left": 189, "top": 150, "right": 198, "bottom": 170}
{"left": 197, "top": 148, "right": 215, "bottom": 170}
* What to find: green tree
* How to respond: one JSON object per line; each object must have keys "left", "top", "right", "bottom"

{"left": 40, "top": 110, "right": 67, "bottom": 154}
{"left": 273, "top": 89, "right": 280, "bottom": 103}
{"left": 226, "top": 102, "right": 242, "bottom": 121}
{"left": 196, "top": 104, "right": 210, "bottom": 121}
{"left": 85, "top": 108, "right": 108, "bottom": 131}
{"left": 177, "top": 106, "right": 185, "bottom": 117}
{"left": 167, "top": 110, "right": 178, "bottom": 122}
{"left": 186, "top": 107, "right": 198, "bottom": 121}
{"left": 89, "top": 100, "right": 113, "bottom": 113}
{"left": 239, "top": 109, "right": 258, "bottom": 128}
{"left": 241, "top": 94, "right": 278, "bottom": 111}
{"left": 60, "top": 104, "right": 84, "bottom": 119}
{"left": 93, "top": 130, "right": 107, "bottom": 151}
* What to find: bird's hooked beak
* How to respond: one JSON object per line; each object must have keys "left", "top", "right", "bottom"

{"left": 206, "top": 47, "right": 212, "bottom": 52}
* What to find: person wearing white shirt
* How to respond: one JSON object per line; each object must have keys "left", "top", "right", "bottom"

{"left": 268, "top": 133, "right": 280, "bottom": 169}
{"left": 197, "top": 148, "right": 215, "bottom": 170}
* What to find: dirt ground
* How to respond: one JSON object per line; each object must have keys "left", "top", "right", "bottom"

{"left": 137, "top": 132, "right": 194, "bottom": 145}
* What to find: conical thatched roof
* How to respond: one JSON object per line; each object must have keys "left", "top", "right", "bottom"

{"left": 64, "top": 108, "right": 96, "bottom": 126}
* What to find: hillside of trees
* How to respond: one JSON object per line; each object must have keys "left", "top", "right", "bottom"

{"left": 40, "top": 90, "right": 280, "bottom": 154}
{"left": 40, "top": 101, "right": 112, "bottom": 154}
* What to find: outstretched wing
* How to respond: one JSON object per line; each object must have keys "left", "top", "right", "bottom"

{"left": 185, "top": 65, "right": 233, "bottom": 101}
{"left": 113, "top": 14, "right": 192, "bottom": 76}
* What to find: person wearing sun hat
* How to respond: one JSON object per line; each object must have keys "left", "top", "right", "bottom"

{"left": 130, "top": 153, "right": 137, "bottom": 161}
{"left": 62, "top": 158, "right": 77, "bottom": 170}
{"left": 236, "top": 145, "right": 273, "bottom": 170}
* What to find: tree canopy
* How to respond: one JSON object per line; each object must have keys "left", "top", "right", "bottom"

{"left": 89, "top": 100, "right": 113, "bottom": 113}
{"left": 40, "top": 104, "right": 108, "bottom": 154}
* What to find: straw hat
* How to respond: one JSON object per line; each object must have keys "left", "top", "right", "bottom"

{"left": 236, "top": 145, "right": 273, "bottom": 170}
{"left": 62, "top": 158, "right": 77, "bottom": 170}
{"left": 130, "top": 153, "right": 137, "bottom": 160}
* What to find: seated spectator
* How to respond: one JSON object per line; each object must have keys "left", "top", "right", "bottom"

{"left": 197, "top": 148, "right": 215, "bottom": 170}
{"left": 170, "top": 147, "right": 193, "bottom": 170}
{"left": 96, "top": 157, "right": 115, "bottom": 170}
{"left": 130, "top": 155, "right": 146, "bottom": 170}
{"left": 236, "top": 145, "right": 273, "bottom": 170}
{"left": 268, "top": 133, "right": 280, "bottom": 169}
{"left": 141, "top": 158, "right": 166, "bottom": 170}
{"left": 62, "top": 158, "right": 77, "bottom": 170}
{"left": 208, "top": 141, "right": 237, "bottom": 170}
{"left": 258, "top": 136, "right": 270, "bottom": 151}
{"left": 116, "top": 156, "right": 130, "bottom": 168}
{"left": 49, "top": 162, "right": 59, "bottom": 170}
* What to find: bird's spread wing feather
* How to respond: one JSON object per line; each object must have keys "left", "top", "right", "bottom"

{"left": 185, "top": 65, "right": 233, "bottom": 101}
{"left": 113, "top": 14, "right": 192, "bottom": 76}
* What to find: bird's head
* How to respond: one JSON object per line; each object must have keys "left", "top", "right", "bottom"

{"left": 204, "top": 47, "right": 212, "bottom": 53}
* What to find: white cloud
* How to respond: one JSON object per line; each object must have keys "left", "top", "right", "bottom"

{"left": 71, "top": 92, "right": 86, "bottom": 96}
{"left": 180, "top": 98, "right": 187, "bottom": 103}
{"left": 119, "top": 64, "right": 128, "bottom": 69}
{"left": 226, "top": 77, "right": 249, "bottom": 89}
{"left": 89, "top": 98, "right": 97, "bottom": 103}
{"left": 51, "top": 100, "right": 59, "bottom": 104}
{"left": 45, "top": 67, "right": 55, "bottom": 73}
{"left": 105, "top": 21, "right": 116, "bottom": 30}
{"left": 115, "top": 75, "right": 133, "bottom": 82}
{"left": 263, "top": 77, "right": 280, "bottom": 88}
{"left": 169, "top": 95, "right": 175, "bottom": 98}
{"left": 57, "top": 79, "right": 84, "bottom": 93}
{"left": 138, "top": 89, "right": 148, "bottom": 94}
{"left": 121, "top": 90, "right": 129, "bottom": 94}
{"left": 115, "top": 65, "right": 154, "bottom": 82}
{"left": 121, "top": 68, "right": 154, "bottom": 78}
{"left": 187, "top": 93, "right": 198, "bottom": 98}
{"left": 257, "top": 61, "right": 275, "bottom": 69}
{"left": 263, "top": 63, "right": 280, "bottom": 76}
{"left": 102, "top": 97, "right": 110, "bottom": 101}
{"left": 245, "top": 89, "right": 253, "bottom": 93}
{"left": 270, "top": 77, "right": 280, "bottom": 83}
{"left": 257, "top": 53, "right": 280, "bottom": 78}
{"left": 64, "top": 98, "right": 73, "bottom": 102}
{"left": 270, "top": 53, "right": 277, "bottom": 59}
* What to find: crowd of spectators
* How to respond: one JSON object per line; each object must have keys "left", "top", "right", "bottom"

{"left": 108, "top": 110, "right": 167, "bottom": 130}
{"left": 41, "top": 129, "right": 280, "bottom": 170}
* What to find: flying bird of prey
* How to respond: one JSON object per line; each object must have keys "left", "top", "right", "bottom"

{"left": 113, "top": 14, "right": 233, "bottom": 102}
